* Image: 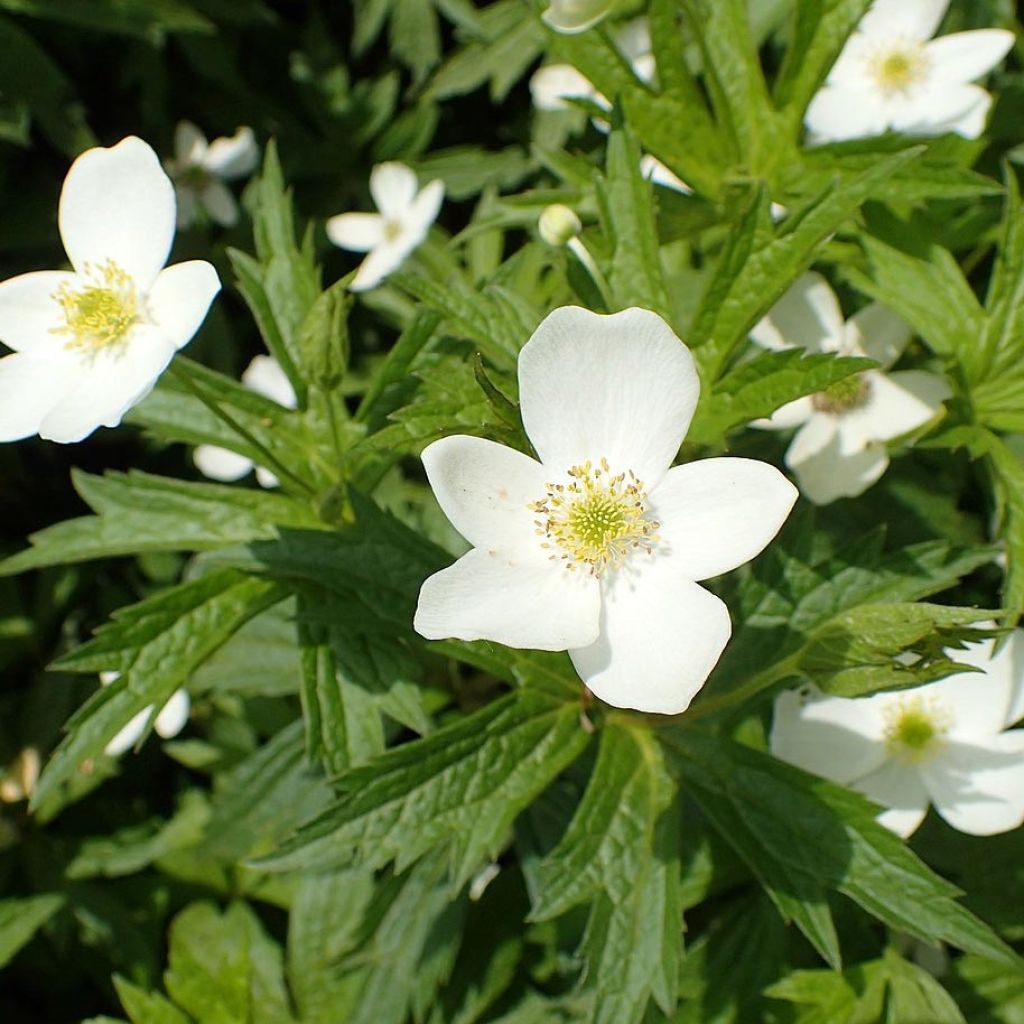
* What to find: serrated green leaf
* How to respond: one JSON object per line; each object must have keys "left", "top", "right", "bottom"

{"left": 0, "top": 893, "right": 64, "bottom": 968}
{"left": 883, "top": 948, "right": 965, "bottom": 1024}
{"left": 113, "top": 977, "right": 192, "bottom": 1024}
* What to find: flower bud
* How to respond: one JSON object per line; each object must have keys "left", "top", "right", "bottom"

{"left": 538, "top": 204, "right": 582, "bottom": 247}
{"left": 542, "top": 0, "right": 618, "bottom": 34}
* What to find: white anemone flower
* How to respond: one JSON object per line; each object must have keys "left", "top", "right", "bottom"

{"left": 326, "top": 162, "right": 444, "bottom": 293}
{"left": 0, "top": 136, "right": 220, "bottom": 444}
{"left": 806, "top": 0, "right": 1014, "bottom": 142}
{"left": 414, "top": 306, "right": 798, "bottom": 715}
{"left": 193, "top": 355, "right": 296, "bottom": 488}
{"left": 770, "top": 631, "right": 1024, "bottom": 837}
{"left": 750, "top": 272, "right": 950, "bottom": 505}
{"left": 99, "top": 671, "right": 191, "bottom": 757}
{"left": 542, "top": 0, "right": 618, "bottom": 34}
{"left": 164, "top": 121, "right": 259, "bottom": 228}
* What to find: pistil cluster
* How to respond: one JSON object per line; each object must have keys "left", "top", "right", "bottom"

{"left": 811, "top": 374, "right": 872, "bottom": 415}
{"left": 883, "top": 695, "right": 951, "bottom": 763}
{"left": 51, "top": 260, "right": 140, "bottom": 354}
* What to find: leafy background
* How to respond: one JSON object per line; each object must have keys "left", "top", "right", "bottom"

{"left": 3, "top": 0, "right": 1024, "bottom": 1021}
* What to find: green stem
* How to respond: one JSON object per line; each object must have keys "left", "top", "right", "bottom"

{"left": 169, "top": 360, "right": 315, "bottom": 496}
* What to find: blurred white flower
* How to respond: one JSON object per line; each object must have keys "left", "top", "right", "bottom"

{"left": 750, "top": 272, "right": 949, "bottom": 505}
{"left": 100, "top": 671, "right": 191, "bottom": 757}
{"left": 806, "top": 0, "right": 1014, "bottom": 142}
{"left": 326, "top": 162, "right": 444, "bottom": 293}
{"left": 414, "top": 306, "right": 797, "bottom": 715}
{"left": 194, "top": 354, "right": 296, "bottom": 488}
{"left": 542, "top": 0, "right": 618, "bottom": 34}
{"left": 0, "top": 136, "right": 220, "bottom": 444}
{"left": 771, "top": 631, "right": 1024, "bottom": 837}
{"left": 164, "top": 121, "right": 259, "bottom": 228}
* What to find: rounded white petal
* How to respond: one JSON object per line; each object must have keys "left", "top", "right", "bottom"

{"left": 804, "top": 85, "right": 892, "bottom": 142}
{"left": 844, "top": 303, "right": 912, "bottom": 368}
{"left": 0, "top": 270, "right": 79, "bottom": 353}
{"left": 787, "top": 421, "right": 888, "bottom": 505}
{"left": 325, "top": 212, "right": 385, "bottom": 253}
{"left": 651, "top": 457, "right": 797, "bottom": 581}
{"left": 422, "top": 435, "right": 549, "bottom": 552}
{"left": 756, "top": 395, "right": 816, "bottom": 431}
{"left": 59, "top": 136, "right": 176, "bottom": 291}
{"left": 922, "top": 732, "right": 1024, "bottom": 835}
{"left": 890, "top": 81, "right": 989, "bottom": 136}
{"left": 242, "top": 354, "right": 296, "bottom": 408}
{"left": 925, "top": 29, "right": 1014, "bottom": 85}
{"left": 104, "top": 706, "right": 153, "bottom": 756}
{"left": 541, "top": 0, "right": 616, "bottom": 33}
{"left": 530, "top": 64, "right": 596, "bottom": 111}
{"left": 749, "top": 273, "right": 846, "bottom": 354}
{"left": 786, "top": 413, "right": 837, "bottom": 465}
{"left": 855, "top": 759, "right": 931, "bottom": 837}
{"left": 934, "top": 88, "right": 993, "bottom": 139}
{"left": 414, "top": 546, "right": 601, "bottom": 650}
{"left": 0, "top": 351, "right": 76, "bottom": 442}
{"left": 255, "top": 465, "right": 280, "bottom": 489}
{"left": 199, "top": 179, "right": 239, "bottom": 227}
{"left": 859, "top": 0, "right": 950, "bottom": 42}
{"left": 369, "top": 162, "right": 419, "bottom": 219}
{"left": 174, "top": 120, "right": 208, "bottom": 167}
{"left": 154, "top": 689, "right": 190, "bottom": 738}
{"left": 613, "top": 17, "right": 651, "bottom": 64}
{"left": 194, "top": 444, "right": 254, "bottom": 481}
{"left": 518, "top": 306, "right": 699, "bottom": 488}
{"left": 770, "top": 688, "right": 890, "bottom": 784}
{"left": 38, "top": 326, "right": 177, "bottom": 442}
{"left": 404, "top": 180, "right": 444, "bottom": 239}
{"left": 1001, "top": 630, "right": 1024, "bottom": 728}
{"left": 840, "top": 369, "right": 948, "bottom": 448}
{"left": 203, "top": 126, "right": 259, "bottom": 179}
{"left": 147, "top": 260, "right": 220, "bottom": 351}
{"left": 570, "top": 563, "right": 732, "bottom": 715}
{"left": 349, "top": 243, "right": 405, "bottom": 292}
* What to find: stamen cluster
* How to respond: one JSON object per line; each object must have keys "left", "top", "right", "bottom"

{"left": 870, "top": 43, "right": 930, "bottom": 96}
{"left": 883, "top": 695, "right": 951, "bottom": 762}
{"left": 52, "top": 260, "right": 140, "bottom": 353}
{"left": 811, "top": 374, "right": 872, "bottom": 415}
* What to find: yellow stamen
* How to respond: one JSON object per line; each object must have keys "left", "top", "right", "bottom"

{"left": 51, "top": 259, "right": 139, "bottom": 353}
{"left": 812, "top": 374, "right": 872, "bottom": 415}
{"left": 871, "top": 45, "right": 929, "bottom": 96}
{"left": 883, "top": 695, "right": 951, "bottom": 763}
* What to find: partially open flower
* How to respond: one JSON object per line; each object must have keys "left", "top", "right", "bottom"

{"left": 414, "top": 306, "right": 797, "bottom": 715}
{"left": 326, "top": 162, "right": 444, "bottom": 293}
{"left": 99, "top": 671, "right": 191, "bottom": 756}
{"left": 0, "top": 137, "right": 220, "bottom": 444}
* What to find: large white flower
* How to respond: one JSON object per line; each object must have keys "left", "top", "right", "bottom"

{"left": 99, "top": 671, "right": 191, "bottom": 757}
{"left": 326, "top": 163, "right": 444, "bottom": 293}
{"left": 414, "top": 306, "right": 798, "bottom": 715}
{"left": 193, "top": 355, "right": 296, "bottom": 488}
{"left": 770, "top": 631, "right": 1024, "bottom": 837}
{"left": 164, "top": 121, "right": 259, "bottom": 228}
{"left": 0, "top": 136, "right": 220, "bottom": 444}
{"left": 750, "top": 272, "right": 950, "bottom": 505}
{"left": 806, "top": 0, "right": 1014, "bottom": 142}
{"left": 542, "top": 0, "right": 618, "bottom": 34}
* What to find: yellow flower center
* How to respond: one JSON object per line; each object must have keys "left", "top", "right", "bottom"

{"left": 812, "top": 374, "right": 871, "bottom": 415}
{"left": 51, "top": 260, "right": 140, "bottom": 353}
{"left": 530, "top": 458, "right": 659, "bottom": 575}
{"left": 383, "top": 219, "right": 403, "bottom": 242}
{"left": 871, "top": 44, "right": 929, "bottom": 96}
{"left": 883, "top": 696, "right": 951, "bottom": 763}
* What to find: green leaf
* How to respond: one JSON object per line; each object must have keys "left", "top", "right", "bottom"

{"left": 256, "top": 687, "right": 591, "bottom": 888}
{"left": 883, "top": 948, "right": 966, "bottom": 1024}
{"left": 982, "top": 432, "right": 1024, "bottom": 620}
{"left": 113, "top": 977, "right": 192, "bottom": 1024}
{"left": 0, "top": 893, "right": 64, "bottom": 968}
{"left": 0, "top": 0, "right": 213, "bottom": 38}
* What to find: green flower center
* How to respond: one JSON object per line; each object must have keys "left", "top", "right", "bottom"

{"left": 884, "top": 696, "right": 950, "bottom": 762}
{"left": 51, "top": 260, "right": 139, "bottom": 353}
{"left": 812, "top": 374, "right": 871, "bottom": 415}
{"left": 531, "top": 458, "right": 659, "bottom": 575}
{"left": 383, "top": 219, "right": 403, "bottom": 242}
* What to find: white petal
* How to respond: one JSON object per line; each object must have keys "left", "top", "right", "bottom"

{"left": 925, "top": 29, "right": 1014, "bottom": 84}
{"left": 0, "top": 351, "right": 76, "bottom": 442}
{"left": 855, "top": 759, "right": 931, "bottom": 837}
{"left": 759, "top": 396, "right": 816, "bottom": 431}
{"left": 174, "top": 121, "right": 207, "bottom": 166}
{"left": 369, "top": 162, "right": 418, "bottom": 218}
{"left": 414, "top": 546, "right": 600, "bottom": 650}
{"left": 349, "top": 243, "right": 405, "bottom": 292}
{"left": 242, "top": 354, "right": 295, "bottom": 408}
{"left": 651, "top": 457, "right": 797, "bottom": 581}
{"left": 749, "top": 273, "right": 846, "bottom": 354}
{"left": 147, "top": 260, "right": 220, "bottom": 351}
{"left": 923, "top": 733, "right": 1024, "bottom": 835}
{"left": 804, "top": 85, "right": 892, "bottom": 142}
{"left": 1001, "top": 630, "right": 1024, "bottom": 728}
{"left": 640, "top": 155, "right": 691, "bottom": 194}
{"left": 889, "top": 81, "right": 987, "bottom": 135}
{"left": 934, "top": 88, "right": 993, "bottom": 138}
{"left": 570, "top": 565, "right": 730, "bottom": 715}
{"left": 194, "top": 444, "right": 253, "bottom": 481}
{"left": 841, "top": 369, "right": 949, "bottom": 447}
{"left": 770, "top": 688, "right": 890, "bottom": 784}
{"left": 530, "top": 64, "right": 596, "bottom": 111}
{"left": 859, "top": 0, "right": 950, "bottom": 42}
{"left": 613, "top": 17, "right": 651, "bottom": 64}
{"left": 39, "top": 326, "right": 177, "bottom": 442}
{"left": 541, "top": 0, "right": 615, "bottom": 33}
{"left": 203, "top": 126, "right": 259, "bottom": 179}
{"left": 518, "top": 306, "right": 699, "bottom": 488}
{"left": 200, "top": 179, "right": 238, "bottom": 227}
{"left": 154, "top": 689, "right": 190, "bottom": 738}
{"left": 325, "top": 212, "right": 386, "bottom": 253}
{"left": 422, "top": 435, "right": 549, "bottom": 551}
{"left": 844, "top": 303, "right": 912, "bottom": 367}
{"left": 99, "top": 670, "right": 120, "bottom": 686}
{"left": 403, "top": 180, "right": 444, "bottom": 239}
{"left": 787, "top": 421, "right": 888, "bottom": 505}
{"left": 0, "top": 270, "right": 79, "bottom": 353}
{"left": 786, "top": 413, "right": 838, "bottom": 465}
{"left": 104, "top": 706, "right": 153, "bottom": 756}
{"left": 59, "top": 136, "right": 176, "bottom": 291}
{"left": 255, "top": 465, "right": 280, "bottom": 489}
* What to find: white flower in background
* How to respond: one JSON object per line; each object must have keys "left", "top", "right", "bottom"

{"left": 0, "top": 136, "right": 220, "bottom": 444}
{"left": 771, "top": 631, "right": 1024, "bottom": 837}
{"left": 414, "top": 306, "right": 797, "bottom": 715}
{"left": 99, "top": 671, "right": 191, "bottom": 757}
{"left": 542, "top": 0, "right": 618, "bottom": 34}
{"left": 750, "top": 272, "right": 949, "bottom": 505}
{"left": 326, "top": 162, "right": 444, "bottom": 293}
{"left": 194, "top": 355, "right": 296, "bottom": 488}
{"left": 164, "top": 121, "right": 259, "bottom": 228}
{"left": 806, "top": 0, "right": 1014, "bottom": 142}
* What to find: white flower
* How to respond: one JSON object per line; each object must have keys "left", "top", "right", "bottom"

{"left": 770, "top": 631, "right": 1024, "bottom": 837}
{"left": 542, "top": 0, "right": 618, "bottom": 34}
{"left": 0, "top": 136, "right": 220, "bottom": 444}
{"left": 806, "top": 0, "right": 1014, "bottom": 142}
{"left": 164, "top": 121, "right": 259, "bottom": 228}
{"left": 99, "top": 671, "right": 191, "bottom": 756}
{"left": 194, "top": 355, "right": 296, "bottom": 487}
{"left": 326, "top": 162, "right": 444, "bottom": 293}
{"left": 750, "top": 272, "right": 950, "bottom": 505}
{"left": 414, "top": 306, "right": 798, "bottom": 715}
